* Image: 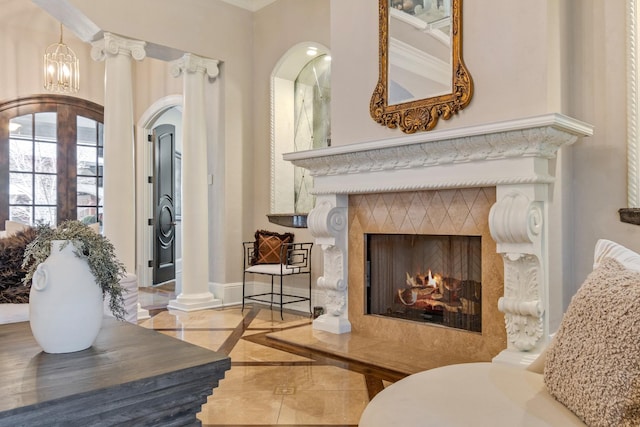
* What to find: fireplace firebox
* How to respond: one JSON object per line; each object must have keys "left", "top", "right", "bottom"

{"left": 365, "top": 234, "right": 482, "bottom": 332}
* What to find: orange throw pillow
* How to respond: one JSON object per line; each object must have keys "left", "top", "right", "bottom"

{"left": 252, "top": 230, "right": 294, "bottom": 264}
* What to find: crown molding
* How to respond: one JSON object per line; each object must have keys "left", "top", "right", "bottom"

{"left": 220, "top": 0, "right": 277, "bottom": 12}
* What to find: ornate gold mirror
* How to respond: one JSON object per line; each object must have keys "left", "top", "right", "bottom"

{"left": 370, "top": 0, "right": 473, "bottom": 133}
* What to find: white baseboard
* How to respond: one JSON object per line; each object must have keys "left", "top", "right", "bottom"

{"left": 209, "top": 282, "right": 243, "bottom": 307}
{"left": 209, "top": 281, "right": 323, "bottom": 314}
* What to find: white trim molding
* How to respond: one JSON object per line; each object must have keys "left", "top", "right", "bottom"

{"left": 628, "top": 0, "right": 640, "bottom": 207}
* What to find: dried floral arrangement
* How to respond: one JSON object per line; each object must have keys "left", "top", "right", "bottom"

{"left": 0, "top": 227, "right": 38, "bottom": 303}
{"left": 22, "top": 220, "right": 127, "bottom": 320}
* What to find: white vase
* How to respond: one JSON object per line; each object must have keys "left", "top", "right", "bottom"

{"left": 29, "top": 240, "right": 104, "bottom": 353}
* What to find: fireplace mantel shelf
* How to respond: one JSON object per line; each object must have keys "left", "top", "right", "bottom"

{"left": 286, "top": 114, "right": 593, "bottom": 196}
{"left": 285, "top": 113, "right": 593, "bottom": 165}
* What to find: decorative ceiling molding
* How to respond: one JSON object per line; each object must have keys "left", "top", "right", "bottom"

{"left": 220, "top": 0, "right": 277, "bottom": 12}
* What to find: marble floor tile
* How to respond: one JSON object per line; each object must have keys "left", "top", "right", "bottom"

{"left": 218, "top": 365, "right": 301, "bottom": 391}
{"left": 197, "top": 389, "right": 284, "bottom": 425}
{"left": 155, "top": 329, "right": 232, "bottom": 352}
{"left": 278, "top": 390, "right": 369, "bottom": 425}
{"left": 247, "top": 306, "right": 313, "bottom": 329}
{"left": 141, "top": 304, "right": 405, "bottom": 426}
{"left": 229, "top": 337, "right": 313, "bottom": 363}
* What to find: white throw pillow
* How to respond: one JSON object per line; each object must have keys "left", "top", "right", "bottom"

{"left": 593, "top": 239, "right": 640, "bottom": 272}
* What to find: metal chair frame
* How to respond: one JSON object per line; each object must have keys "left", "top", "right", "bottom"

{"left": 241, "top": 241, "right": 313, "bottom": 319}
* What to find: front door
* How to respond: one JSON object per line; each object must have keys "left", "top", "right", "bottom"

{"left": 152, "top": 124, "right": 176, "bottom": 285}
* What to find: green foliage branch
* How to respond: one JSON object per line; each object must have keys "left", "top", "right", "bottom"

{"left": 22, "top": 220, "right": 127, "bottom": 320}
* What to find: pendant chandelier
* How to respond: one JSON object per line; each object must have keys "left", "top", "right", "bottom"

{"left": 44, "top": 23, "right": 79, "bottom": 93}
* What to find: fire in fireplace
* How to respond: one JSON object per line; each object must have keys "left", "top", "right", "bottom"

{"left": 365, "top": 234, "right": 482, "bottom": 332}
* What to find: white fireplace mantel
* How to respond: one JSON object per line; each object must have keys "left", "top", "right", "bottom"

{"left": 285, "top": 113, "right": 594, "bottom": 366}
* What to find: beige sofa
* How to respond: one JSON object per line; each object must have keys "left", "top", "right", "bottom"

{"left": 359, "top": 239, "right": 640, "bottom": 427}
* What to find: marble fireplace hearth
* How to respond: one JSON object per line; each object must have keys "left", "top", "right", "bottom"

{"left": 285, "top": 114, "right": 593, "bottom": 366}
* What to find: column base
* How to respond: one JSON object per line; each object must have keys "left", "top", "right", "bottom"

{"left": 312, "top": 314, "right": 351, "bottom": 334}
{"left": 167, "top": 292, "right": 222, "bottom": 312}
{"left": 137, "top": 303, "right": 150, "bottom": 321}
{"left": 492, "top": 348, "right": 541, "bottom": 368}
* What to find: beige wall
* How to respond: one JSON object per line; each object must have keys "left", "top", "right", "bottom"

{"left": 0, "top": 0, "right": 104, "bottom": 104}
{"left": 330, "top": 0, "right": 640, "bottom": 302}
{"left": 330, "top": 0, "right": 565, "bottom": 145}
{"left": 66, "top": 0, "right": 255, "bottom": 283}
{"left": 252, "top": 0, "right": 330, "bottom": 234}
{"left": 8, "top": 0, "right": 639, "bottom": 303}
{"left": 568, "top": 0, "right": 640, "bottom": 291}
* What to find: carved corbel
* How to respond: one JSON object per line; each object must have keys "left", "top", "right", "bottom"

{"left": 308, "top": 198, "right": 348, "bottom": 316}
{"left": 499, "top": 254, "right": 544, "bottom": 350}
{"left": 489, "top": 191, "right": 544, "bottom": 351}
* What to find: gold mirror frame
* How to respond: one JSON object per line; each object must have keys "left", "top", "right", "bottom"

{"left": 370, "top": 0, "right": 473, "bottom": 134}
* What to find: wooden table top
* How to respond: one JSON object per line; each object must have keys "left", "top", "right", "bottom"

{"left": 0, "top": 318, "right": 230, "bottom": 418}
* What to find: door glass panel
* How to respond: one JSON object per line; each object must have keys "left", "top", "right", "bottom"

{"left": 34, "top": 174, "right": 56, "bottom": 204}
{"left": 9, "top": 139, "right": 33, "bottom": 171}
{"left": 98, "top": 122, "right": 104, "bottom": 147}
{"left": 9, "top": 172, "right": 32, "bottom": 204}
{"left": 97, "top": 147, "right": 104, "bottom": 176}
{"left": 77, "top": 176, "right": 98, "bottom": 205}
{"left": 10, "top": 206, "right": 31, "bottom": 225}
{"left": 77, "top": 145, "right": 97, "bottom": 175}
{"left": 10, "top": 115, "right": 32, "bottom": 138}
{"left": 34, "top": 112, "right": 57, "bottom": 142}
{"left": 34, "top": 206, "right": 56, "bottom": 226}
{"left": 78, "top": 207, "right": 98, "bottom": 224}
{"left": 34, "top": 142, "right": 56, "bottom": 173}
{"left": 77, "top": 116, "right": 97, "bottom": 145}
{"left": 76, "top": 115, "right": 103, "bottom": 227}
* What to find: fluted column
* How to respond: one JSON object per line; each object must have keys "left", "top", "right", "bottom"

{"left": 307, "top": 194, "right": 351, "bottom": 334}
{"left": 167, "top": 53, "right": 221, "bottom": 311}
{"left": 91, "top": 33, "right": 146, "bottom": 274}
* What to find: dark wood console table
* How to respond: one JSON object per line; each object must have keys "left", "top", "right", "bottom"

{"left": 0, "top": 318, "right": 230, "bottom": 426}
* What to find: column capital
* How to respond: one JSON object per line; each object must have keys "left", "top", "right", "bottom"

{"left": 91, "top": 32, "right": 147, "bottom": 62}
{"left": 170, "top": 53, "right": 219, "bottom": 79}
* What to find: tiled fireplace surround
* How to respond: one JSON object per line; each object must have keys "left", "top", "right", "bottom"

{"left": 285, "top": 114, "right": 593, "bottom": 366}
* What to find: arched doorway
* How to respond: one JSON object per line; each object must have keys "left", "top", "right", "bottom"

{"left": 136, "top": 96, "right": 183, "bottom": 290}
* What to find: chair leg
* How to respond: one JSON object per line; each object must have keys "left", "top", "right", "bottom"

{"left": 280, "top": 275, "right": 284, "bottom": 320}
{"left": 308, "top": 273, "right": 312, "bottom": 317}
{"left": 242, "top": 271, "right": 246, "bottom": 313}
{"left": 270, "top": 276, "right": 274, "bottom": 309}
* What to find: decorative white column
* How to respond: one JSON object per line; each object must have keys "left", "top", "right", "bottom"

{"left": 307, "top": 194, "right": 351, "bottom": 333}
{"left": 91, "top": 33, "right": 146, "bottom": 274}
{"left": 167, "top": 53, "right": 221, "bottom": 311}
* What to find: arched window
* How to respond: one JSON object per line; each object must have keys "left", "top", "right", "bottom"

{"left": 0, "top": 95, "right": 104, "bottom": 227}
{"left": 271, "top": 43, "right": 331, "bottom": 215}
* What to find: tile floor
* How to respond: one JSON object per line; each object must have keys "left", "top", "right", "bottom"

{"left": 138, "top": 287, "right": 406, "bottom": 426}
